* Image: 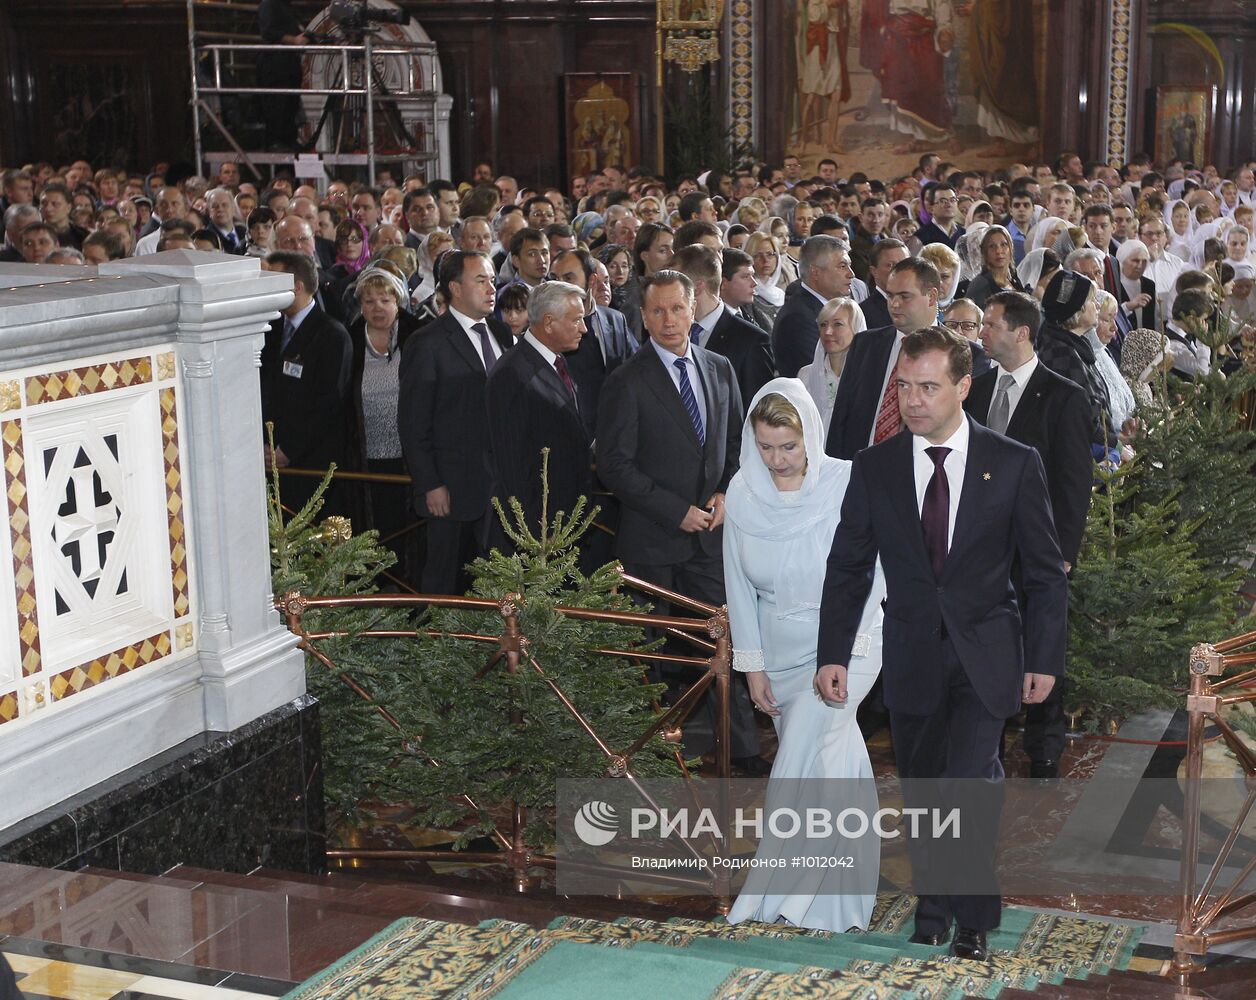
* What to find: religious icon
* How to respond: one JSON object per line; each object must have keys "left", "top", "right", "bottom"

{"left": 565, "top": 75, "right": 639, "bottom": 184}
{"left": 1155, "top": 86, "right": 1215, "bottom": 166}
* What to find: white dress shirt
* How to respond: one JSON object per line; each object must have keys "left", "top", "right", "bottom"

{"left": 912, "top": 416, "right": 969, "bottom": 552}
{"left": 523, "top": 329, "right": 557, "bottom": 365}
{"left": 448, "top": 306, "right": 501, "bottom": 369}
{"left": 988, "top": 354, "right": 1038, "bottom": 427}
{"left": 651, "top": 337, "right": 708, "bottom": 433}
{"left": 693, "top": 301, "right": 725, "bottom": 348}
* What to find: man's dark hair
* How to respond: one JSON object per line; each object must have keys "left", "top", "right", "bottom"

{"left": 1140, "top": 171, "right": 1164, "bottom": 190}
{"left": 633, "top": 221, "right": 674, "bottom": 275}
{"left": 437, "top": 248, "right": 491, "bottom": 297}
{"left": 848, "top": 172, "right": 869, "bottom": 185}
{"left": 811, "top": 214, "right": 847, "bottom": 237}
{"left": 901, "top": 325, "right": 973, "bottom": 383}
{"left": 924, "top": 182, "right": 956, "bottom": 204}
{"left": 20, "top": 221, "right": 56, "bottom": 240}
{"left": 1009, "top": 187, "right": 1036, "bottom": 204}
{"left": 640, "top": 268, "right": 694, "bottom": 304}
{"left": 604, "top": 189, "right": 634, "bottom": 208}
{"left": 159, "top": 218, "right": 196, "bottom": 238}
{"left": 860, "top": 196, "right": 886, "bottom": 212}
{"left": 674, "top": 219, "right": 721, "bottom": 248}
{"left": 987, "top": 289, "right": 1041, "bottom": 338}
{"left": 458, "top": 185, "right": 498, "bottom": 219}
{"left": 677, "top": 191, "right": 711, "bottom": 222}
{"left": 82, "top": 229, "right": 127, "bottom": 261}
{"left": 265, "top": 250, "right": 318, "bottom": 295}
{"left": 509, "top": 226, "right": 548, "bottom": 258}
{"left": 818, "top": 158, "right": 838, "bottom": 171}
{"left": 670, "top": 243, "right": 722, "bottom": 293}
{"left": 869, "top": 237, "right": 909, "bottom": 267}
{"left": 247, "top": 206, "right": 276, "bottom": 229}
{"left": 40, "top": 181, "right": 71, "bottom": 201}
{"left": 427, "top": 179, "right": 457, "bottom": 200}
{"left": 522, "top": 195, "right": 554, "bottom": 217}
{"left": 1172, "top": 287, "right": 1215, "bottom": 322}
{"left": 544, "top": 222, "right": 575, "bottom": 241}
{"left": 721, "top": 246, "right": 753, "bottom": 281}
{"left": 1082, "top": 203, "right": 1113, "bottom": 222}
{"left": 554, "top": 247, "right": 595, "bottom": 283}
{"left": 890, "top": 256, "right": 943, "bottom": 294}
{"left": 260, "top": 187, "right": 289, "bottom": 210}
{"left": 402, "top": 186, "right": 432, "bottom": 212}
{"left": 1174, "top": 269, "right": 1214, "bottom": 296}
{"left": 190, "top": 228, "right": 225, "bottom": 252}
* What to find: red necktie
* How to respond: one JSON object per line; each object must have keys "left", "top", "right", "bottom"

{"left": 554, "top": 355, "right": 578, "bottom": 406}
{"left": 921, "top": 446, "right": 951, "bottom": 579}
{"left": 873, "top": 356, "right": 901, "bottom": 444}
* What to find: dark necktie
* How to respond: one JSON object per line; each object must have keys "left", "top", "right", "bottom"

{"left": 673, "top": 357, "right": 705, "bottom": 446}
{"left": 689, "top": 321, "right": 704, "bottom": 348}
{"left": 921, "top": 446, "right": 951, "bottom": 579}
{"left": 554, "top": 355, "right": 578, "bottom": 407}
{"left": 472, "top": 322, "right": 496, "bottom": 374}
{"left": 281, "top": 318, "right": 297, "bottom": 353}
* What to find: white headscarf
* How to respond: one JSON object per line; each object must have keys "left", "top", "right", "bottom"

{"left": 751, "top": 236, "right": 787, "bottom": 307}
{"left": 1017, "top": 247, "right": 1053, "bottom": 292}
{"left": 1163, "top": 198, "right": 1195, "bottom": 237}
{"left": 958, "top": 222, "right": 990, "bottom": 282}
{"left": 798, "top": 300, "right": 866, "bottom": 433}
{"left": 1189, "top": 219, "right": 1231, "bottom": 268}
{"left": 725, "top": 378, "right": 851, "bottom": 621}
{"left": 1028, "top": 216, "right": 1069, "bottom": 253}
{"left": 1115, "top": 238, "right": 1150, "bottom": 300}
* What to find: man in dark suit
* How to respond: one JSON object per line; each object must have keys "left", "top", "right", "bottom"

{"left": 826, "top": 256, "right": 942, "bottom": 460}
{"left": 597, "top": 270, "right": 765, "bottom": 773}
{"left": 487, "top": 281, "right": 592, "bottom": 538}
{"left": 672, "top": 244, "right": 774, "bottom": 407}
{"left": 967, "top": 290, "right": 1094, "bottom": 778}
{"left": 259, "top": 251, "right": 352, "bottom": 515}
{"left": 771, "top": 235, "right": 856, "bottom": 377}
{"left": 817, "top": 326, "right": 1068, "bottom": 960}
{"left": 551, "top": 249, "right": 639, "bottom": 438}
{"left": 398, "top": 250, "right": 514, "bottom": 595}
{"left": 859, "top": 239, "right": 909, "bottom": 330}
{"left": 205, "top": 188, "right": 247, "bottom": 253}
{"left": 288, "top": 195, "right": 335, "bottom": 269}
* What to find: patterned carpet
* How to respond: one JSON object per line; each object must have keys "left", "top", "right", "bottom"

{"left": 283, "top": 893, "right": 1144, "bottom": 1000}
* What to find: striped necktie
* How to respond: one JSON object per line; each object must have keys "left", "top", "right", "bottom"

{"left": 674, "top": 357, "right": 705, "bottom": 446}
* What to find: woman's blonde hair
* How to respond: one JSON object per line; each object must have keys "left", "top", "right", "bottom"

{"left": 920, "top": 241, "right": 960, "bottom": 273}
{"left": 749, "top": 393, "right": 803, "bottom": 435}
{"left": 744, "top": 231, "right": 780, "bottom": 259}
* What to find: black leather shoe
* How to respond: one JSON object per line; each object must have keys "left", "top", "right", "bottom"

{"left": 731, "top": 754, "right": 772, "bottom": 777}
{"left": 950, "top": 927, "right": 989, "bottom": 961}
{"left": 908, "top": 928, "right": 949, "bottom": 946}
{"left": 1029, "top": 759, "right": 1060, "bottom": 780}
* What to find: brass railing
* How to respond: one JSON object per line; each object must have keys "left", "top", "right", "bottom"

{"left": 275, "top": 568, "right": 734, "bottom": 906}
{"left": 1173, "top": 627, "right": 1256, "bottom": 980}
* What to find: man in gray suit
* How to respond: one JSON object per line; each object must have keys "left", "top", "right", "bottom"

{"left": 596, "top": 270, "right": 766, "bottom": 773}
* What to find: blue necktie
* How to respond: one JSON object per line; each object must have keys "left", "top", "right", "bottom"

{"left": 689, "top": 322, "right": 703, "bottom": 348}
{"left": 281, "top": 318, "right": 296, "bottom": 353}
{"left": 674, "top": 357, "right": 705, "bottom": 446}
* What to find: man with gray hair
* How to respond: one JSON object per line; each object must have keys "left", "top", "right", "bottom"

{"left": 486, "top": 280, "right": 593, "bottom": 539}
{"left": 1, "top": 204, "right": 40, "bottom": 262}
{"left": 771, "top": 234, "right": 856, "bottom": 376}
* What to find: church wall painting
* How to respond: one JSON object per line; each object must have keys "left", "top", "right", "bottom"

{"left": 564, "top": 73, "right": 639, "bottom": 180}
{"left": 781, "top": 0, "right": 1051, "bottom": 178}
{"left": 1154, "top": 85, "right": 1215, "bottom": 167}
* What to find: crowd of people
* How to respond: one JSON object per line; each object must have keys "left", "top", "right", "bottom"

{"left": 3, "top": 146, "right": 1254, "bottom": 956}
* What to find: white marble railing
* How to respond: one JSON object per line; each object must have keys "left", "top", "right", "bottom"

{"left": 0, "top": 251, "right": 304, "bottom": 831}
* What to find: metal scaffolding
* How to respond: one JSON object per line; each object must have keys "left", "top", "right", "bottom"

{"left": 186, "top": 0, "right": 443, "bottom": 185}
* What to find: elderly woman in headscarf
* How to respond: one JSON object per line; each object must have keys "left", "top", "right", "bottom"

{"left": 1224, "top": 260, "right": 1256, "bottom": 332}
{"left": 1091, "top": 289, "right": 1138, "bottom": 434}
{"left": 1017, "top": 247, "right": 1063, "bottom": 300}
{"left": 345, "top": 263, "right": 423, "bottom": 581}
{"left": 1164, "top": 197, "right": 1195, "bottom": 260}
{"left": 958, "top": 224, "right": 1025, "bottom": 309}
{"left": 1114, "top": 238, "right": 1156, "bottom": 336}
{"left": 1036, "top": 270, "right": 1119, "bottom": 455}
{"left": 921, "top": 242, "right": 962, "bottom": 313}
{"left": 1119, "top": 327, "right": 1171, "bottom": 415}
{"left": 1028, "top": 215, "right": 1070, "bottom": 254}
{"left": 745, "top": 230, "right": 795, "bottom": 329}
{"left": 797, "top": 297, "right": 865, "bottom": 432}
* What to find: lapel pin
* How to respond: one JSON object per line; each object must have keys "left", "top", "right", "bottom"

{"left": 983, "top": 472, "right": 991, "bottom": 481}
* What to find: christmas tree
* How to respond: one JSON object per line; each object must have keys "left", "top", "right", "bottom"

{"left": 269, "top": 447, "right": 679, "bottom": 848}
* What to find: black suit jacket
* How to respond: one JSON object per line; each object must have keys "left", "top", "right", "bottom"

{"left": 703, "top": 305, "right": 775, "bottom": 410}
{"left": 1116, "top": 273, "right": 1156, "bottom": 332}
{"left": 565, "top": 304, "right": 639, "bottom": 437}
{"left": 0, "top": 245, "right": 22, "bottom": 263}
{"left": 859, "top": 288, "right": 891, "bottom": 330}
{"left": 770, "top": 285, "right": 824, "bottom": 377}
{"left": 487, "top": 339, "right": 593, "bottom": 533}
{"left": 824, "top": 324, "right": 899, "bottom": 460}
{"left": 596, "top": 343, "right": 743, "bottom": 565}
{"left": 260, "top": 305, "right": 353, "bottom": 470}
{"left": 965, "top": 362, "right": 1094, "bottom": 566}
{"left": 818, "top": 417, "right": 1068, "bottom": 719}
{"left": 397, "top": 310, "right": 513, "bottom": 521}
{"left": 315, "top": 235, "right": 337, "bottom": 271}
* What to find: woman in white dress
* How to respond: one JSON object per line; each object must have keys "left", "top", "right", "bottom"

{"left": 724, "top": 378, "right": 886, "bottom": 933}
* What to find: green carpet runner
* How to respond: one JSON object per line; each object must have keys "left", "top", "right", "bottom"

{"left": 283, "top": 893, "right": 1144, "bottom": 1000}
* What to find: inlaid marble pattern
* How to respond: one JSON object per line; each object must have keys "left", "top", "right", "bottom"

{"left": 0, "top": 347, "right": 193, "bottom": 726}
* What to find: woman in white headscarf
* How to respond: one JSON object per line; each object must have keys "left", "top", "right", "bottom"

{"left": 744, "top": 231, "right": 790, "bottom": 329}
{"left": 1028, "top": 215, "right": 1069, "bottom": 253}
{"left": 1090, "top": 290, "right": 1137, "bottom": 432}
{"left": 798, "top": 298, "right": 865, "bottom": 432}
{"left": 1115, "top": 238, "right": 1156, "bottom": 332}
{"left": 1016, "top": 247, "right": 1062, "bottom": 300}
{"left": 956, "top": 221, "right": 990, "bottom": 283}
{"left": 725, "top": 378, "right": 885, "bottom": 933}
{"left": 1163, "top": 197, "right": 1195, "bottom": 260}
